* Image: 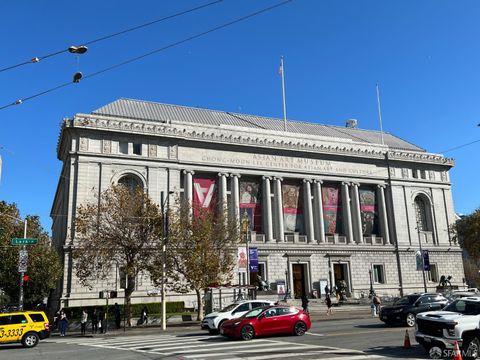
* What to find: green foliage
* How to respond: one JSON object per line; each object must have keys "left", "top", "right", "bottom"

{"left": 0, "top": 201, "right": 62, "bottom": 307}
{"left": 64, "top": 301, "right": 185, "bottom": 320}
{"left": 453, "top": 209, "right": 480, "bottom": 258}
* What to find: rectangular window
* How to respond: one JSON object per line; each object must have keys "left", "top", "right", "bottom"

{"left": 119, "top": 142, "right": 128, "bottom": 154}
{"left": 373, "top": 264, "right": 385, "bottom": 284}
{"left": 133, "top": 143, "right": 141, "bottom": 155}
{"left": 428, "top": 264, "right": 438, "bottom": 283}
{"left": 412, "top": 170, "right": 419, "bottom": 179}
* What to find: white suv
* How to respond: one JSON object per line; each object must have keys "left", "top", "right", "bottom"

{"left": 202, "top": 300, "right": 275, "bottom": 334}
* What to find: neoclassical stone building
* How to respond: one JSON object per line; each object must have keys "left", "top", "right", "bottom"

{"left": 51, "top": 98, "right": 464, "bottom": 308}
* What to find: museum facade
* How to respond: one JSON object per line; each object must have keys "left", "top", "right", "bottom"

{"left": 51, "top": 98, "right": 464, "bottom": 308}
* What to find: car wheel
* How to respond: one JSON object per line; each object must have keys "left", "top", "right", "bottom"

{"left": 22, "top": 332, "right": 39, "bottom": 348}
{"left": 240, "top": 325, "right": 254, "bottom": 341}
{"left": 462, "top": 335, "right": 480, "bottom": 360}
{"left": 294, "top": 321, "right": 307, "bottom": 336}
{"left": 405, "top": 313, "right": 416, "bottom": 327}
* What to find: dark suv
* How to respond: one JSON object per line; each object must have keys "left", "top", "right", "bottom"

{"left": 379, "top": 293, "right": 448, "bottom": 327}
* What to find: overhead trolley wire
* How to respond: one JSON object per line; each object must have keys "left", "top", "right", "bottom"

{"left": 0, "top": 0, "right": 293, "bottom": 111}
{"left": 0, "top": 0, "right": 224, "bottom": 73}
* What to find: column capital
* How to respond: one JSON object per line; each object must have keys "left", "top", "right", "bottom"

{"left": 377, "top": 184, "right": 387, "bottom": 189}
{"left": 230, "top": 173, "right": 241, "bottom": 178}
{"left": 302, "top": 179, "right": 313, "bottom": 184}
{"left": 183, "top": 169, "right": 195, "bottom": 175}
{"left": 313, "top": 179, "right": 323, "bottom": 184}
{"left": 341, "top": 181, "right": 350, "bottom": 186}
{"left": 351, "top": 182, "right": 360, "bottom": 187}
{"left": 262, "top": 176, "right": 272, "bottom": 180}
{"left": 218, "top": 172, "right": 229, "bottom": 178}
{"left": 273, "top": 176, "right": 283, "bottom": 182}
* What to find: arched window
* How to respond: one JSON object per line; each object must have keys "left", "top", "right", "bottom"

{"left": 414, "top": 196, "right": 429, "bottom": 231}
{"left": 118, "top": 174, "right": 143, "bottom": 192}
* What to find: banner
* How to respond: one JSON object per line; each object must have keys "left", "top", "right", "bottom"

{"left": 238, "top": 247, "right": 247, "bottom": 273}
{"left": 249, "top": 247, "right": 258, "bottom": 273}
{"left": 193, "top": 177, "right": 217, "bottom": 210}
{"left": 322, "top": 185, "right": 342, "bottom": 234}
{"left": 423, "top": 250, "right": 430, "bottom": 271}
{"left": 359, "top": 188, "right": 379, "bottom": 235}
{"left": 239, "top": 180, "right": 262, "bottom": 232}
{"left": 416, "top": 251, "right": 423, "bottom": 271}
{"left": 277, "top": 280, "right": 286, "bottom": 295}
{"left": 282, "top": 183, "right": 304, "bottom": 233}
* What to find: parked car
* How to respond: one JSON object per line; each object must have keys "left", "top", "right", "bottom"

{"left": 201, "top": 300, "right": 275, "bottom": 334}
{"left": 0, "top": 311, "right": 50, "bottom": 348}
{"left": 446, "top": 291, "right": 480, "bottom": 304}
{"left": 379, "top": 293, "right": 448, "bottom": 327}
{"left": 416, "top": 296, "right": 480, "bottom": 358}
{"left": 220, "top": 305, "right": 311, "bottom": 340}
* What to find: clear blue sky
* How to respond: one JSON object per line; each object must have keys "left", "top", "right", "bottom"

{"left": 1, "top": 0, "right": 479, "bottom": 232}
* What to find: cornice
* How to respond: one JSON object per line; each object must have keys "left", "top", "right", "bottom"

{"left": 63, "top": 114, "right": 452, "bottom": 167}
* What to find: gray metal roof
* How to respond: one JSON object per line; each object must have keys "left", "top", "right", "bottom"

{"left": 92, "top": 98, "right": 424, "bottom": 151}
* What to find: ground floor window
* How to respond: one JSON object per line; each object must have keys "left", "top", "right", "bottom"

{"left": 428, "top": 263, "right": 438, "bottom": 283}
{"left": 372, "top": 264, "right": 385, "bottom": 284}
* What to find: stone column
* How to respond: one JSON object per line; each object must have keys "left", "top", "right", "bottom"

{"left": 342, "top": 182, "right": 354, "bottom": 244}
{"left": 351, "top": 183, "right": 363, "bottom": 244}
{"left": 377, "top": 185, "right": 391, "bottom": 245}
{"left": 183, "top": 170, "right": 194, "bottom": 211}
{"left": 262, "top": 176, "right": 273, "bottom": 242}
{"left": 274, "top": 177, "right": 284, "bottom": 242}
{"left": 218, "top": 173, "right": 228, "bottom": 212}
{"left": 303, "top": 179, "right": 315, "bottom": 243}
{"left": 313, "top": 180, "right": 325, "bottom": 243}
{"left": 230, "top": 174, "right": 240, "bottom": 225}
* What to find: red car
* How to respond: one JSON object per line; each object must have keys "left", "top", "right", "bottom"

{"left": 220, "top": 305, "right": 311, "bottom": 340}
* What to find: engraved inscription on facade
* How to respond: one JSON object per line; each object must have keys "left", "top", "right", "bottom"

{"left": 148, "top": 144, "right": 157, "bottom": 158}
{"left": 103, "top": 139, "right": 111, "bottom": 154}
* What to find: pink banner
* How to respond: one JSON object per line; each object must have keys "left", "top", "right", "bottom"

{"left": 322, "top": 185, "right": 342, "bottom": 234}
{"left": 282, "top": 183, "right": 304, "bottom": 233}
{"left": 193, "top": 177, "right": 217, "bottom": 209}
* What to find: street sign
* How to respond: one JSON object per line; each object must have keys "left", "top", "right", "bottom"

{"left": 11, "top": 238, "right": 37, "bottom": 245}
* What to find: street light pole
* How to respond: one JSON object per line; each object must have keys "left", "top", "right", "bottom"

{"left": 19, "top": 219, "right": 27, "bottom": 310}
{"left": 160, "top": 191, "right": 173, "bottom": 331}
{"left": 416, "top": 219, "right": 428, "bottom": 293}
{"left": 369, "top": 268, "right": 374, "bottom": 297}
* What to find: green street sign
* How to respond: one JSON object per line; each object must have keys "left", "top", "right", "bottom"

{"left": 11, "top": 238, "right": 38, "bottom": 245}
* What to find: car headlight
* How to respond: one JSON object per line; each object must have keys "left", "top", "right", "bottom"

{"left": 446, "top": 329, "right": 456, "bottom": 337}
{"left": 207, "top": 316, "right": 216, "bottom": 321}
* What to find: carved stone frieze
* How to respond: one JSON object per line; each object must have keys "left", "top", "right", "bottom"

{"left": 103, "top": 140, "right": 111, "bottom": 154}
{"left": 79, "top": 137, "right": 88, "bottom": 151}
{"left": 148, "top": 144, "right": 157, "bottom": 158}
{"left": 169, "top": 144, "right": 178, "bottom": 160}
{"left": 401, "top": 168, "right": 409, "bottom": 178}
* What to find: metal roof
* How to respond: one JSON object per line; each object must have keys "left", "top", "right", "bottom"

{"left": 92, "top": 98, "right": 424, "bottom": 151}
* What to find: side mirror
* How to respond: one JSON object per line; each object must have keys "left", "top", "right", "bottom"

{"left": 257, "top": 314, "right": 264, "bottom": 320}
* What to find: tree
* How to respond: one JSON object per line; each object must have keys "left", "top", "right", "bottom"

{"left": 0, "top": 201, "right": 62, "bottom": 308}
{"left": 73, "top": 184, "right": 162, "bottom": 325}
{"left": 453, "top": 209, "right": 480, "bottom": 258}
{"left": 149, "top": 200, "right": 240, "bottom": 321}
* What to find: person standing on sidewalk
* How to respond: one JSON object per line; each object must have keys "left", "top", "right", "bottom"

{"left": 59, "top": 310, "right": 68, "bottom": 336}
{"left": 325, "top": 294, "right": 333, "bottom": 316}
{"left": 80, "top": 309, "right": 88, "bottom": 335}
{"left": 373, "top": 294, "right": 381, "bottom": 316}
{"left": 114, "top": 303, "right": 121, "bottom": 329}
{"left": 91, "top": 308, "right": 98, "bottom": 334}
{"left": 301, "top": 294, "right": 309, "bottom": 314}
{"left": 141, "top": 306, "right": 148, "bottom": 325}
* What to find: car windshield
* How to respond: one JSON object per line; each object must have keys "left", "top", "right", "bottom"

{"left": 219, "top": 304, "right": 239, "bottom": 313}
{"left": 394, "top": 296, "right": 418, "bottom": 305}
{"left": 443, "top": 300, "right": 480, "bottom": 315}
{"left": 242, "top": 308, "right": 264, "bottom": 318}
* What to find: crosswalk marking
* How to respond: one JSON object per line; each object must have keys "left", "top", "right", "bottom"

{"left": 48, "top": 333, "right": 390, "bottom": 359}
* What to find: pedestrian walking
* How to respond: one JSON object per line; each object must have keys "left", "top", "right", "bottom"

{"left": 91, "top": 308, "right": 98, "bottom": 334}
{"left": 114, "top": 303, "right": 121, "bottom": 329}
{"left": 80, "top": 309, "right": 88, "bottom": 335}
{"left": 98, "top": 309, "right": 104, "bottom": 333}
{"left": 59, "top": 310, "right": 68, "bottom": 336}
{"left": 301, "top": 294, "right": 309, "bottom": 314}
{"left": 325, "top": 294, "right": 333, "bottom": 316}
{"left": 373, "top": 294, "right": 381, "bottom": 315}
{"left": 141, "top": 306, "right": 148, "bottom": 325}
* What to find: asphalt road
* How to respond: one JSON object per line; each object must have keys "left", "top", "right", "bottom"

{"left": 0, "top": 317, "right": 430, "bottom": 360}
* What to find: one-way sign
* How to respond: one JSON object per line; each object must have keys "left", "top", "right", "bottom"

{"left": 11, "top": 238, "right": 38, "bottom": 245}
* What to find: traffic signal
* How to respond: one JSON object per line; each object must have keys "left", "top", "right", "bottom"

{"left": 22, "top": 275, "right": 29, "bottom": 286}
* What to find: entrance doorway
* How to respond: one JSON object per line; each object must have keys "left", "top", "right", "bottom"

{"left": 292, "top": 264, "right": 308, "bottom": 299}
{"left": 333, "top": 263, "right": 350, "bottom": 296}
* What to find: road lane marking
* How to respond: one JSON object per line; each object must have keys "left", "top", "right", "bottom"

{"left": 306, "top": 331, "right": 325, "bottom": 336}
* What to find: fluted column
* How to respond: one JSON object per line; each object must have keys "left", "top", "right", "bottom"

{"left": 218, "top": 173, "right": 228, "bottom": 212}
{"left": 313, "top": 180, "right": 325, "bottom": 243}
{"left": 183, "top": 170, "right": 194, "bottom": 211}
{"left": 262, "top": 176, "right": 273, "bottom": 242}
{"left": 342, "top": 182, "right": 354, "bottom": 244}
{"left": 230, "top": 174, "right": 240, "bottom": 225}
{"left": 351, "top": 183, "right": 363, "bottom": 244}
{"left": 274, "top": 177, "right": 284, "bottom": 242}
{"left": 377, "top": 185, "right": 391, "bottom": 244}
{"left": 303, "top": 179, "right": 315, "bottom": 243}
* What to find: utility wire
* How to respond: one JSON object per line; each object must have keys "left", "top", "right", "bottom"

{"left": 439, "top": 139, "right": 480, "bottom": 154}
{"left": 0, "top": 0, "right": 293, "bottom": 111}
{"left": 0, "top": 0, "right": 224, "bottom": 73}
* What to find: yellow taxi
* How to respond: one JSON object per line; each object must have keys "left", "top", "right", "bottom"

{"left": 0, "top": 311, "right": 50, "bottom": 348}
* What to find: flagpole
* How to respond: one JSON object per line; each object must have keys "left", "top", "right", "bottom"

{"left": 376, "top": 83, "right": 385, "bottom": 146}
{"left": 280, "top": 56, "right": 287, "bottom": 132}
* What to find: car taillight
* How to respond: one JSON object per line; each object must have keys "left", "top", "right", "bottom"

{"left": 44, "top": 323, "right": 49, "bottom": 330}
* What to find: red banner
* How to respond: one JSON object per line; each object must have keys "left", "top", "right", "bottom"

{"left": 193, "top": 177, "right": 217, "bottom": 210}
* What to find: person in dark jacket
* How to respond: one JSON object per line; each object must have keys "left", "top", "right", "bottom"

{"left": 301, "top": 294, "right": 309, "bottom": 313}
{"left": 91, "top": 308, "right": 98, "bottom": 334}
{"left": 114, "top": 303, "right": 121, "bottom": 329}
